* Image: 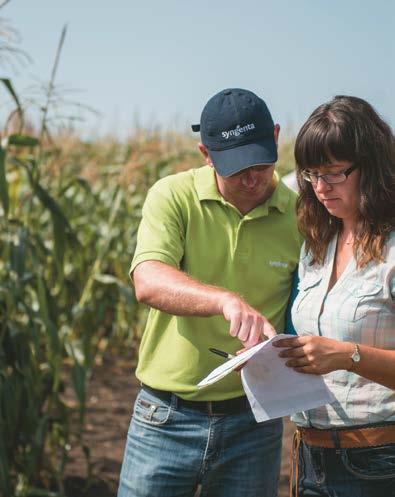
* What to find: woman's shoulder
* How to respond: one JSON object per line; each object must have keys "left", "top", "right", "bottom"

{"left": 299, "top": 237, "right": 335, "bottom": 269}
{"left": 383, "top": 231, "right": 395, "bottom": 299}
{"left": 384, "top": 230, "right": 395, "bottom": 260}
{"left": 299, "top": 242, "right": 327, "bottom": 281}
{"left": 387, "top": 230, "right": 395, "bottom": 244}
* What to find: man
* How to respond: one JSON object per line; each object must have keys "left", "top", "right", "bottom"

{"left": 118, "top": 88, "right": 302, "bottom": 497}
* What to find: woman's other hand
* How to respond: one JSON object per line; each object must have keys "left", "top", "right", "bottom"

{"left": 273, "top": 335, "right": 354, "bottom": 374}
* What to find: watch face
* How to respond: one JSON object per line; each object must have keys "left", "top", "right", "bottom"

{"left": 352, "top": 349, "right": 361, "bottom": 362}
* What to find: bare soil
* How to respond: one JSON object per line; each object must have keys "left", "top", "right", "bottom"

{"left": 64, "top": 354, "right": 295, "bottom": 497}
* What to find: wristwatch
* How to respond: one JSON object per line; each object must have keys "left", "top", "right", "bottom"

{"left": 348, "top": 343, "right": 361, "bottom": 371}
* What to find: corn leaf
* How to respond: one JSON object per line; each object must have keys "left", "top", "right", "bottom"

{"left": 8, "top": 134, "right": 39, "bottom": 148}
{"left": 0, "top": 78, "right": 22, "bottom": 115}
{"left": 94, "top": 273, "right": 134, "bottom": 304}
{"left": 0, "top": 147, "right": 9, "bottom": 216}
{"left": 10, "top": 227, "right": 27, "bottom": 277}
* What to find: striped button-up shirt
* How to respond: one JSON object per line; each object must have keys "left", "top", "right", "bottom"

{"left": 291, "top": 231, "right": 395, "bottom": 428}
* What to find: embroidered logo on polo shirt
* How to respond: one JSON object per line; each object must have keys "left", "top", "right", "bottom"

{"left": 269, "top": 261, "right": 288, "bottom": 268}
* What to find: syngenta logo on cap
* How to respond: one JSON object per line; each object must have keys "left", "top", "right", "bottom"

{"left": 222, "top": 123, "right": 255, "bottom": 139}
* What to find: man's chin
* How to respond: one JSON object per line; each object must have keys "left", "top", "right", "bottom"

{"left": 241, "top": 185, "right": 268, "bottom": 196}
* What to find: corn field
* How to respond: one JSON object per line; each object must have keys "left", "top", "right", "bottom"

{"left": 0, "top": 117, "right": 212, "bottom": 496}
{"left": 0, "top": 18, "right": 296, "bottom": 497}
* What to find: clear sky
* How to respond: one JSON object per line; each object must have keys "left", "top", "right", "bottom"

{"left": 2, "top": 0, "right": 394, "bottom": 139}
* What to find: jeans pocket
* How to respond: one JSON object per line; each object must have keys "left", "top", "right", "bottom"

{"left": 300, "top": 444, "right": 326, "bottom": 486}
{"left": 341, "top": 444, "right": 395, "bottom": 480}
{"left": 132, "top": 390, "right": 173, "bottom": 426}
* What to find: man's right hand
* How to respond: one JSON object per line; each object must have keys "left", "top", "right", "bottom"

{"left": 133, "top": 261, "right": 275, "bottom": 348}
{"left": 220, "top": 293, "right": 276, "bottom": 348}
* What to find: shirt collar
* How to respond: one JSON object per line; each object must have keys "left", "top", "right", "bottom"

{"left": 194, "top": 165, "right": 291, "bottom": 217}
{"left": 194, "top": 165, "right": 222, "bottom": 201}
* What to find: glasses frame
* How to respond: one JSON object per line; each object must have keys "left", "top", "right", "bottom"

{"left": 301, "top": 163, "right": 359, "bottom": 185}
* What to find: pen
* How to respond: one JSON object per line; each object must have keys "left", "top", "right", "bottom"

{"left": 209, "top": 347, "right": 235, "bottom": 360}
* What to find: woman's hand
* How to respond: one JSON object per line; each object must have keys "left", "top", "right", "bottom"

{"left": 272, "top": 335, "right": 354, "bottom": 374}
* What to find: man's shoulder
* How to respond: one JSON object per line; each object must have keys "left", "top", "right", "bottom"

{"left": 151, "top": 168, "right": 197, "bottom": 194}
{"left": 281, "top": 171, "right": 298, "bottom": 193}
{"left": 270, "top": 178, "right": 303, "bottom": 248}
{"left": 146, "top": 168, "right": 202, "bottom": 211}
{"left": 278, "top": 177, "right": 298, "bottom": 202}
{"left": 270, "top": 177, "right": 298, "bottom": 216}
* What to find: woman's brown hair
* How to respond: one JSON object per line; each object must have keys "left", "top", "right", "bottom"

{"left": 294, "top": 95, "right": 395, "bottom": 267}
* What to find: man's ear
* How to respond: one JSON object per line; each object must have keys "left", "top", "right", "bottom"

{"left": 274, "top": 124, "right": 280, "bottom": 147}
{"left": 198, "top": 143, "right": 213, "bottom": 166}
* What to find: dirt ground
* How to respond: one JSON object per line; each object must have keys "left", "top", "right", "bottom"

{"left": 64, "top": 354, "right": 295, "bottom": 497}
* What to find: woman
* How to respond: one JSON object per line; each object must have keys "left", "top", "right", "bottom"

{"left": 274, "top": 95, "right": 395, "bottom": 496}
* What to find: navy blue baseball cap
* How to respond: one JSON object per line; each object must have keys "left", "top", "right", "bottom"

{"left": 192, "top": 88, "right": 278, "bottom": 177}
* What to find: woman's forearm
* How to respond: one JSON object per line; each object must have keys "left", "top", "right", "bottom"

{"left": 351, "top": 344, "right": 395, "bottom": 390}
{"left": 274, "top": 335, "right": 395, "bottom": 390}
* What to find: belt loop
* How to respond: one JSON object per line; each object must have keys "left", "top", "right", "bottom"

{"left": 331, "top": 429, "right": 341, "bottom": 451}
{"left": 289, "top": 429, "right": 301, "bottom": 497}
{"left": 207, "top": 401, "right": 213, "bottom": 416}
{"left": 171, "top": 393, "right": 178, "bottom": 409}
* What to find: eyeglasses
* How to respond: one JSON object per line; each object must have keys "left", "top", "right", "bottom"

{"left": 301, "top": 163, "right": 359, "bottom": 185}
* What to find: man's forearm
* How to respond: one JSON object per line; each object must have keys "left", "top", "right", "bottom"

{"left": 133, "top": 260, "right": 275, "bottom": 347}
{"left": 133, "top": 260, "right": 231, "bottom": 316}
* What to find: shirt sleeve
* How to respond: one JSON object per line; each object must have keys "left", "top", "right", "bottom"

{"left": 130, "top": 184, "right": 185, "bottom": 278}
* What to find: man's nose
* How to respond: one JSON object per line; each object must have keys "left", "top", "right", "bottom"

{"left": 242, "top": 168, "right": 258, "bottom": 186}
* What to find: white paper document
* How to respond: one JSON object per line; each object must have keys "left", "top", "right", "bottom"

{"left": 197, "top": 340, "right": 267, "bottom": 388}
{"left": 198, "top": 334, "right": 335, "bottom": 422}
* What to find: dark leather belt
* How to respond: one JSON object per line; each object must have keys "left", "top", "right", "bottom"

{"left": 141, "top": 384, "right": 250, "bottom": 415}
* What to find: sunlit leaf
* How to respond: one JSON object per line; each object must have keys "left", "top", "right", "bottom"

{"left": 0, "top": 146, "right": 9, "bottom": 216}
{"left": 8, "top": 134, "right": 39, "bottom": 148}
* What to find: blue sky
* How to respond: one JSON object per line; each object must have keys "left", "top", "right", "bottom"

{"left": 2, "top": 0, "right": 394, "bottom": 139}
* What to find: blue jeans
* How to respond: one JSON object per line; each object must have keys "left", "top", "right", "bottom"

{"left": 117, "top": 387, "right": 283, "bottom": 497}
{"left": 297, "top": 441, "right": 395, "bottom": 496}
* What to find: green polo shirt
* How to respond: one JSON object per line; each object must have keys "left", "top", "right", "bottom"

{"left": 130, "top": 165, "right": 302, "bottom": 400}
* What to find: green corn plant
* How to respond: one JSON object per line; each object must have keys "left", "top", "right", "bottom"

{"left": 0, "top": 15, "right": 298, "bottom": 497}
{"left": 0, "top": 24, "right": 142, "bottom": 495}
{"left": 0, "top": 94, "right": 186, "bottom": 495}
